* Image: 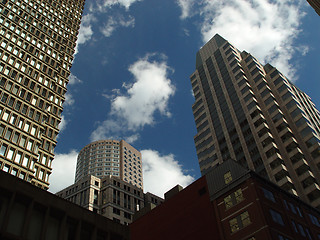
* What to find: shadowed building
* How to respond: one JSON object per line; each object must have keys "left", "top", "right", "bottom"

{"left": 307, "top": 0, "right": 320, "bottom": 16}
{"left": 0, "top": 0, "right": 85, "bottom": 189}
{"left": 0, "top": 170, "right": 129, "bottom": 240}
{"left": 130, "top": 160, "right": 320, "bottom": 240}
{"left": 190, "top": 34, "right": 320, "bottom": 208}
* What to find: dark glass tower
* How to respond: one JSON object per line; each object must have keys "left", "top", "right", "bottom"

{"left": 190, "top": 34, "right": 320, "bottom": 208}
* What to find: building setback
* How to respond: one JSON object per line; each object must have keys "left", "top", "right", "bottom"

{"left": 190, "top": 34, "right": 320, "bottom": 208}
{"left": 75, "top": 140, "right": 143, "bottom": 189}
{"left": 0, "top": 0, "right": 85, "bottom": 189}
{"left": 56, "top": 174, "right": 163, "bottom": 225}
{"left": 130, "top": 160, "right": 320, "bottom": 240}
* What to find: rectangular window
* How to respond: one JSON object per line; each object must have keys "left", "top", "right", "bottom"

{"left": 270, "top": 209, "right": 284, "bottom": 225}
{"left": 235, "top": 189, "right": 244, "bottom": 203}
{"left": 229, "top": 218, "right": 239, "bottom": 233}
{"left": 224, "top": 195, "right": 233, "bottom": 209}
{"left": 262, "top": 188, "right": 276, "bottom": 202}
{"left": 224, "top": 171, "right": 232, "bottom": 184}
{"left": 240, "top": 211, "right": 251, "bottom": 227}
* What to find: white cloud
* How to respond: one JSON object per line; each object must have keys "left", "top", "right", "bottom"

{"left": 58, "top": 115, "right": 68, "bottom": 132}
{"left": 100, "top": 15, "right": 135, "bottom": 37}
{"left": 68, "top": 73, "right": 82, "bottom": 85}
{"left": 48, "top": 150, "right": 78, "bottom": 193}
{"left": 141, "top": 149, "right": 194, "bottom": 198}
{"left": 111, "top": 54, "right": 175, "bottom": 129}
{"left": 97, "top": 0, "right": 143, "bottom": 11}
{"left": 124, "top": 134, "right": 140, "bottom": 144}
{"left": 74, "top": 14, "right": 95, "bottom": 55}
{"left": 176, "top": 0, "right": 195, "bottom": 19}
{"left": 178, "top": 0, "right": 307, "bottom": 80}
{"left": 64, "top": 92, "right": 75, "bottom": 106}
{"left": 90, "top": 54, "right": 175, "bottom": 141}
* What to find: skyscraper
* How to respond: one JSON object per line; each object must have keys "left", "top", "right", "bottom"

{"left": 0, "top": 0, "right": 85, "bottom": 189}
{"left": 307, "top": 0, "right": 320, "bottom": 16}
{"left": 75, "top": 139, "right": 143, "bottom": 189}
{"left": 190, "top": 34, "right": 320, "bottom": 208}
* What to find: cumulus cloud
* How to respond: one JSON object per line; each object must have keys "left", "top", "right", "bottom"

{"left": 100, "top": 15, "right": 135, "bottom": 37}
{"left": 48, "top": 150, "right": 78, "bottom": 193}
{"left": 177, "top": 0, "right": 307, "bottom": 80}
{"left": 68, "top": 73, "right": 82, "bottom": 85}
{"left": 96, "top": 0, "right": 143, "bottom": 11}
{"left": 58, "top": 115, "right": 68, "bottom": 132}
{"left": 74, "top": 14, "right": 95, "bottom": 55}
{"left": 90, "top": 54, "right": 175, "bottom": 142}
{"left": 142, "top": 149, "right": 194, "bottom": 197}
{"left": 176, "top": 0, "right": 195, "bottom": 19}
{"left": 64, "top": 92, "right": 75, "bottom": 106}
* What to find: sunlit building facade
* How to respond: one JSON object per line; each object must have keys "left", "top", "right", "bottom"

{"left": 190, "top": 34, "right": 320, "bottom": 208}
{"left": 0, "top": 0, "right": 85, "bottom": 189}
{"left": 75, "top": 140, "right": 143, "bottom": 189}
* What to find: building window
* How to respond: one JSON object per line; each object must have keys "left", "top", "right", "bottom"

{"left": 308, "top": 213, "right": 320, "bottom": 227}
{"left": 224, "top": 195, "right": 233, "bottom": 209}
{"left": 229, "top": 218, "right": 239, "bottom": 233}
{"left": 270, "top": 209, "right": 284, "bottom": 225}
{"left": 278, "top": 235, "right": 290, "bottom": 240}
{"left": 113, "top": 207, "right": 120, "bottom": 215}
{"left": 224, "top": 171, "right": 232, "bottom": 184}
{"left": 235, "top": 189, "right": 244, "bottom": 203}
{"left": 241, "top": 211, "right": 251, "bottom": 227}
{"left": 229, "top": 211, "right": 251, "bottom": 233}
{"left": 224, "top": 188, "right": 245, "bottom": 210}
{"left": 262, "top": 188, "right": 276, "bottom": 202}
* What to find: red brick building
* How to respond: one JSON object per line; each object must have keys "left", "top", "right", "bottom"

{"left": 130, "top": 177, "right": 220, "bottom": 240}
{"left": 131, "top": 160, "right": 320, "bottom": 239}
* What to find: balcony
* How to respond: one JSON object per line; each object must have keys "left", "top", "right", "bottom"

{"left": 305, "top": 183, "right": 320, "bottom": 195}
{"left": 298, "top": 170, "right": 314, "bottom": 181}
{"left": 277, "top": 176, "right": 293, "bottom": 187}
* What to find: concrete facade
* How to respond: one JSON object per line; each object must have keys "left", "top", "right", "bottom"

{"left": 0, "top": 170, "right": 129, "bottom": 240}
{"left": 75, "top": 140, "right": 143, "bottom": 189}
{"left": 0, "top": 0, "right": 85, "bottom": 189}
{"left": 190, "top": 34, "right": 320, "bottom": 208}
{"left": 56, "top": 175, "right": 163, "bottom": 225}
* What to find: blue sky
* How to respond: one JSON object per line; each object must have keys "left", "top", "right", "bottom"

{"left": 49, "top": 0, "right": 320, "bottom": 196}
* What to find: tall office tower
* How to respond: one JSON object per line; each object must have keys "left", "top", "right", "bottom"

{"left": 0, "top": 0, "right": 85, "bottom": 189}
{"left": 190, "top": 34, "right": 320, "bottom": 208}
{"left": 307, "top": 0, "right": 320, "bottom": 16}
{"left": 75, "top": 140, "right": 143, "bottom": 189}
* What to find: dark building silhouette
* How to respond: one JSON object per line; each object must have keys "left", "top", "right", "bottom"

{"left": 130, "top": 160, "right": 320, "bottom": 240}
{"left": 190, "top": 34, "right": 320, "bottom": 208}
{"left": 307, "top": 0, "right": 320, "bottom": 16}
{"left": 0, "top": 170, "right": 129, "bottom": 240}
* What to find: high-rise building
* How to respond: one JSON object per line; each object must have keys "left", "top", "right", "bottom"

{"left": 0, "top": 0, "right": 85, "bottom": 189}
{"left": 190, "top": 34, "right": 320, "bottom": 208}
{"left": 307, "top": 0, "right": 320, "bottom": 16}
{"left": 75, "top": 140, "right": 143, "bottom": 189}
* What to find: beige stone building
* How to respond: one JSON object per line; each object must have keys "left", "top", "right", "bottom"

{"left": 56, "top": 175, "right": 163, "bottom": 225}
{"left": 190, "top": 34, "right": 320, "bottom": 208}
{"left": 75, "top": 139, "right": 143, "bottom": 189}
{"left": 0, "top": 0, "right": 85, "bottom": 189}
